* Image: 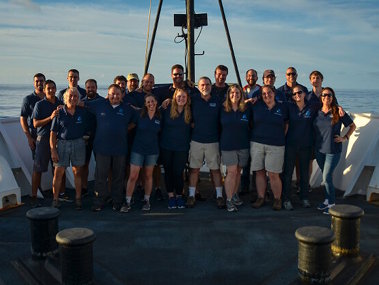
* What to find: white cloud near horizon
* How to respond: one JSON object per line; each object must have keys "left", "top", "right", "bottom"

{"left": 0, "top": 0, "right": 378, "bottom": 89}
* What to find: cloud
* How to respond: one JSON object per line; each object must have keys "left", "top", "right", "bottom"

{"left": 10, "top": 0, "right": 40, "bottom": 11}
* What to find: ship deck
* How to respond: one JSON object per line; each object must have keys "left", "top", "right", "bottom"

{"left": 1, "top": 177, "right": 378, "bottom": 285}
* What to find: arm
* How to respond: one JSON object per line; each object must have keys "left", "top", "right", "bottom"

{"left": 334, "top": 122, "right": 356, "bottom": 143}
{"left": 20, "top": 116, "right": 36, "bottom": 150}
{"left": 284, "top": 121, "right": 289, "bottom": 135}
{"left": 33, "top": 108, "right": 59, "bottom": 128}
{"left": 50, "top": 131, "right": 59, "bottom": 163}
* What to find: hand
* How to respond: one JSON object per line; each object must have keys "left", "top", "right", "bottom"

{"left": 27, "top": 136, "right": 36, "bottom": 150}
{"left": 245, "top": 97, "right": 258, "bottom": 104}
{"left": 334, "top": 135, "right": 347, "bottom": 143}
{"left": 51, "top": 149, "right": 59, "bottom": 163}
{"left": 161, "top": 98, "right": 171, "bottom": 109}
{"left": 50, "top": 109, "right": 59, "bottom": 120}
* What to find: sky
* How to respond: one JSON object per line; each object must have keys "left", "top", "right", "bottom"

{"left": 1, "top": 0, "right": 379, "bottom": 89}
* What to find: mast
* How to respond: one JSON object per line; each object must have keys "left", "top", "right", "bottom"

{"left": 186, "top": 0, "right": 195, "bottom": 82}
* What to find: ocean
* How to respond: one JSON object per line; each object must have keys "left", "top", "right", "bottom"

{"left": 0, "top": 84, "right": 378, "bottom": 118}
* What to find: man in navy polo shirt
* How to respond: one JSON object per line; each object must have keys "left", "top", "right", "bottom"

{"left": 154, "top": 64, "right": 198, "bottom": 105}
{"left": 32, "top": 80, "right": 62, "bottom": 206}
{"left": 89, "top": 84, "right": 135, "bottom": 211}
{"left": 57, "top": 69, "right": 86, "bottom": 101}
{"left": 278, "top": 67, "right": 308, "bottom": 102}
{"left": 187, "top": 76, "right": 225, "bottom": 209}
{"left": 211, "top": 65, "right": 229, "bottom": 101}
{"left": 113, "top": 75, "right": 127, "bottom": 98}
{"left": 20, "top": 73, "right": 45, "bottom": 207}
{"left": 262, "top": 69, "right": 286, "bottom": 103}
{"left": 126, "top": 73, "right": 139, "bottom": 94}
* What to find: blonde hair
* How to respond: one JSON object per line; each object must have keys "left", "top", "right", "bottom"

{"left": 223, "top": 84, "right": 246, "bottom": 112}
{"left": 63, "top": 87, "right": 79, "bottom": 105}
{"left": 170, "top": 88, "right": 191, "bottom": 124}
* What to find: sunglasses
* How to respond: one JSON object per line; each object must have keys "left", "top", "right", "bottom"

{"left": 292, "top": 90, "right": 303, "bottom": 96}
{"left": 286, "top": 72, "right": 297, "bottom": 76}
{"left": 321, "top": 93, "right": 333, "bottom": 98}
{"left": 173, "top": 73, "right": 183, "bottom": 77}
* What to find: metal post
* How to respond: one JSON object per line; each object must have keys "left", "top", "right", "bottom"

{"left": 186, "top": 0, "right": 195, "bottom": 82}
{"left": 218, "top": 0, "right": 242, "bottom": 87}
{"left": 143, "top": 0, "right": 163, "bottom": 76}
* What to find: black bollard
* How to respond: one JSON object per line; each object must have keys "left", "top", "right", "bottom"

{"left": 56, "top": 227, "right": 96, "bottom": 285}
{"left": 329, "top": 204, "right": 364, "bottom": 257}
{"left": 295, "top": 226, "right": 335, "bottom": 284}
{"left": 26, "top": 207, "right": 60, "bottom": 258}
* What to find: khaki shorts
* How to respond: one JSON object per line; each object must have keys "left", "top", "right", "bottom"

{"left": 189, "top": 141, "right": 220, "bottom": 170}
{"left": 221, "top": 149, "right": 249, "bottom": 167}
{"left": 250, "top": 142, "right": 284, "bottom": 173}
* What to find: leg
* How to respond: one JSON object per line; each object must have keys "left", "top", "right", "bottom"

{"left": 93, "top": 154, "right": 111, "bottom": 207}
{"left": 255, "top": 170, "right": 267, "bottom": 198}
{"left": 322, "top": 153, "right": 341, "bottom": 205}
{"left": 298, "top": 148, "right": 311, "bottom": 200}
{"left": 161, "top": 148, "right": 174, "bottom": 198}
{"left": 52, "top": 167, "right": 65, "bottom": 201}
{"left": 282, "top": 146, "right": 297, "bottom": 202}
{"left": 233, "top": 166, "right": 242, "bottom": 196}
{"left": 31, "top": 171, "right": 42, "bottom": 198}
{"left": 143, "top": 166, "right": 155, "bottom": 196}
{"left": 72, "top": 166, "right": 82, "bottom": 200}
{"left": 267, "top": 172, "right": 282, "bottom": 200}
{"left": 126, "top": 165, "right": 141, "bottom": 197}
{"left": 111, "top": 155, "right": 126, "bottom": 206}
{"left": 224, "top": 165, "right": 238, "bottom": 200}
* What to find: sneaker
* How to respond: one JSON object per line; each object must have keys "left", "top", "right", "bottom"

{"left": 186, "top": 196, "right": 195, "bottom": 208}
{"left": 51, "top": 199, "right": 61, "bottom": 208}
{"left": 322, "top": 203, "right": 335, "bottom": 215}
{"left": 232, "top": 193, "right": 243, "bottom": 206}
{"left": 155, "top": 188, "right": 164, "bottom": 201}
{"left": 283, "top": 200, "right": 294, "bottom": 211}
{"left": 30, "top": 196, "right": 41, "bottom": 208}
{"left": 252, "top": 197, "right": 264, "bottom": 209}
{"left": 91, "top": 204, "right": 104, "bottom": 212}
{"left": 302, "top": 199, "right": 311, "bottom": 208}
{"left": 272, "top": 198, "right": 282, "bottom": 211}
{"left": 168, "top": 197, "right": 177, "bottom": 209}
{"left": 75, "top": 199, "right": 82, "bottom": 210}
{"left": 317, "top": 201, "right": 329, "bottom": 211}
{"left": 142, "top": 200, "right": 151, "bottom": 211}
{"left": 176, "top": 196, "right": 185, "bottom": 209}
{"left": 195, "top": 192, "right": 206, "bottom": 201}
{"left": 226, "top": 200, "right": 238, "bottom": 212}
{"left": 120, "top": 203, "right": 131, "bottom": 213}
{"left": 59, "top": 193, "right": 73, "bottom": 202}
{"left": 216, "top": 197, "right": 226, "bottom": 209}
{"left": 112, "top": 203, "right": 121, "bottom": 211}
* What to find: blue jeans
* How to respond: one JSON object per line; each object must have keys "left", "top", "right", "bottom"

{"left": 315, "top": 151, "right": 341, "bottom": 205}
{"left": 282, "top": 145, "right": 311, "bottom": 201}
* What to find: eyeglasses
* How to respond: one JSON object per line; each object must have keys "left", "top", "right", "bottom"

{"left": 292, "top": 90, "right": 303, "bottom": 96}
{"left": 321, "top": 93, "right": 333, "bottom": 98}
{"left": 286, "top": 72, "right": 297, "bottom": 76}
{"left": 173, "top": 73, "right": 183, "bottom": 77}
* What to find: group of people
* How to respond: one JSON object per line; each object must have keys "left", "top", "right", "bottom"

{"left": 21, "top": 64, "right": 356, "bottom": 214}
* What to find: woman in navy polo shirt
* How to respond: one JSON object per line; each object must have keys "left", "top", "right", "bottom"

{"left": 123, "top": 94, "right": 161, "bottom": 212}
{"left": 220, "top": 85, "right": 250, "bottom": 212}
{"left": 50, "top": 87, "right": 87, "bottom": 209}
{"left": 250, "top": 85, "right": 288, "bottom": 211}
{"left": 313, "top": 87, "right": 356, "bottom": 214}
{"left": 282, "top": 85, "right": 317, "bottom": 211}
{"left": 160, "top": 88, "right": 192, "bottom": 209}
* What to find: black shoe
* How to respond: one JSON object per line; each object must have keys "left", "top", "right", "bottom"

{"left": 112, "top": 203, "right": 122, "bottom": 211}
{"left": 59, "top": 193, "right": 73, "bottom": 202}
{"left": 81, "top": 188, "right": 89, "bottom": 197}
{"left": 92, "top": 204, "right": 104, "bottom": 212}
{"left": 155, "top": 188, "right": 164, "bottom": 201}
{"left": 30, "top": 196, "right": 41, "bottom": 208}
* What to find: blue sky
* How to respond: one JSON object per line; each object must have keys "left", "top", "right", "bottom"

{"left": 1, "top": 0, "right": 379, "bottom": 89}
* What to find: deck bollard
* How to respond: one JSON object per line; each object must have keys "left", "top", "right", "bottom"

{"left": 56, "top": 227, "right": 96, "bottom": 285}
{"left": 329, "top": 204, "right": 364, "bottom": 257}
{"left": 295, "top": 226, "right": 335, "bottom": 284}
{"left": 26, "top": 207, "right": 60, "bottom": 258}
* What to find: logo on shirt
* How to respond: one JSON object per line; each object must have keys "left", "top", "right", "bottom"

{"left": 117, "top": 108, "right": 124, "bottom": 116}
{"left": 100, "top": 112, "right": 106, "bottom": 117}
{"left": 209, "top": 103, "right": 217, "bottom": 107}
{"left": 241, "top": 113, "right": 249, "bottom": 122}
{"left": 274, "top": 108, "right": 282, "bottom": 116}
{"left": 304, "top": 110, "right": 311, "bottom": 119}
{"left": 76, "top": 116, "right": 83, "bottom": 124}
{"left": 155, "top": 119, "right": 161, "bottom": 125}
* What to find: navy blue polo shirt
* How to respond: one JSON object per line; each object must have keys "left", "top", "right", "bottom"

{"left": 220, "top": 107, "right": 251, "bottom": 151}
{"left": 278, "top": 83, "right": 309, "bottom": 102}
{"left": 57, "top": 85, "right": 86, "bottom": 101}
{"left": 20, "top": 92, "right": 44, "bottom": 138}
{"left": 191, "top": 92, "right": 221, "bottom": 143}
{"left": 132, "top": 111, "right": 161, "bottom": 155}
{"left": 51, "top": 106, "right": 88, "bottom": 140}
{"left": 126, "top": 90, "right": 149, "bottom": 108}
{"left": 313, "top": 111, "right": 353, "bottom": 154}
{"left": 82, "top": 94, "right": 105, "bottom": 138}
{"left": 211, "top": 84, "right": 229, "bottom": 102}
{"left": 32, "top": 97, "right": 63, "bottom": 137}
{"left": 87, "top": 99, "right": 135, "bottom": 156}
{"left": 250, "top": 100, "right": 288, "bottom": 146}
{"left": 286, "top": 102, "right": 317, "bottom": 147}
{"left": 160, "top": 106, "right": 191, "bottom": 152}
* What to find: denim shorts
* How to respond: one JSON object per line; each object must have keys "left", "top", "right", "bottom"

{"left": 130, "top": 152, "right": 159, "bottom": 167}
{"left": 54, "top": 138, "right": 85, "bottom": 168}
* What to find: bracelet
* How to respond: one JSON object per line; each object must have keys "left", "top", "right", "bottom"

{"left": 344, "top": 135, "right": 349, "bottom": 140}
